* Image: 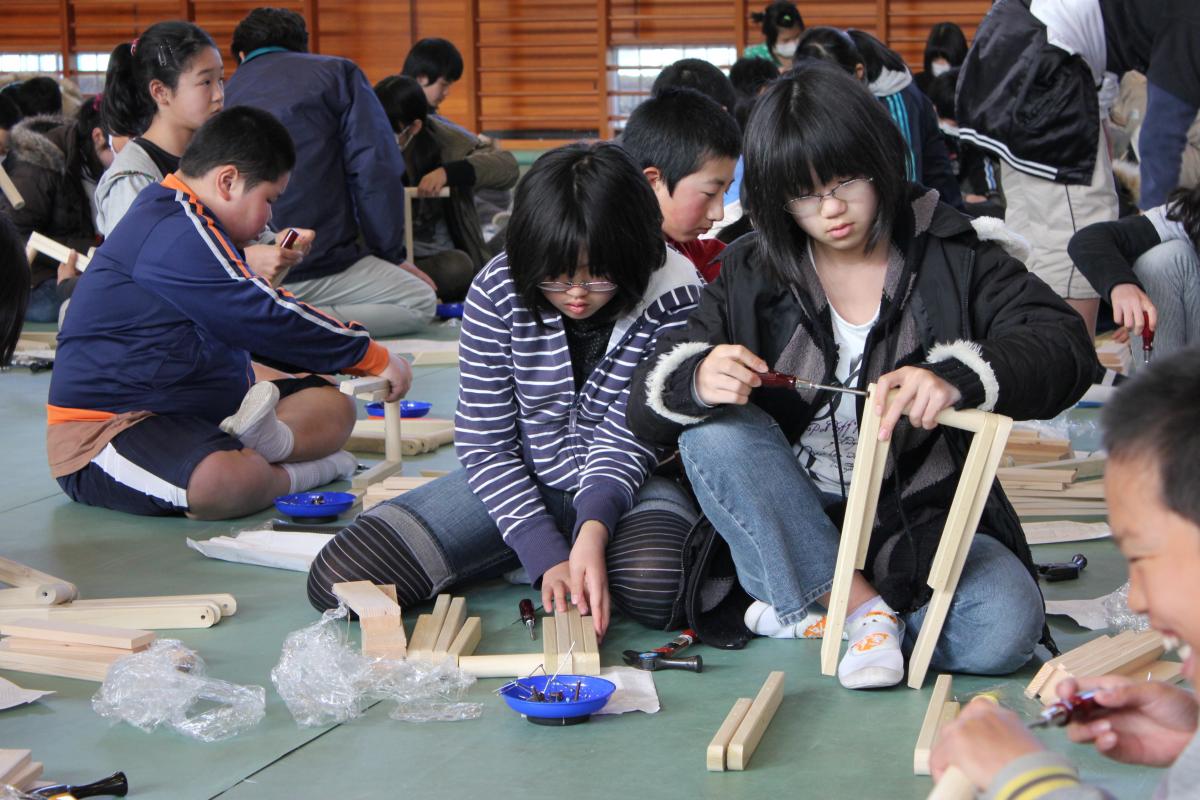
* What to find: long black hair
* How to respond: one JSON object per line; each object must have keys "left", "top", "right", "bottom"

{"left": 751, "top": 2, "right": 805, "bottom": 55}
{"left": 507, "top": 142, "right": 665, "bottom": 321}
{"left": 797, "top": 27, "right": 864, "bottom": 77}
{"left": 743, "top": 60, "right": 907, "bottom": 287}
{"left": 922, "top": 22, "right": 968, "bottom": 75}
{"left": 0, "top": 214, "right": 30, "bottom": 366}
{"left": 1167, "top": 185, "right": 1200, "bottom": 252}
{"left": 846, "top": 29, "right": 908, "bottom": 83}
{"left": 373, "top": 75, "right": 442, "bottom": 183}
{"left": 101, "top": 20, "right": 218, "bottom": 138}
{"left": 75, "top": 94, "right": 107, "bottom": 178}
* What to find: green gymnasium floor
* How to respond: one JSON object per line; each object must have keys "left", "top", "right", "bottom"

{"left": 2, "top": 323, "right": 1167, "bottom": 799}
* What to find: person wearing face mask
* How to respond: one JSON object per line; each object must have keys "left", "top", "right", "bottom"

{"left": 373, "top": 75, "right": 518, "bottom": 302}
{"left": 914, "top": 22, "right": 968, "bottom": 97}
{"left": 744, "top": 2, "right": 805, "bottom": 71}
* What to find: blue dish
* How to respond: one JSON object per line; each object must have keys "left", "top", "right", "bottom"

{"left": 436, "top": 302, "right": 464, "bottom": 319}
{"left": 499, "top": 675, "right": 615, "bottom": 725}
{"left": 274, "top": 491, "right": 356, "bottom": 522}
{"left": 365, "top": 400, "right": 432, "bottom": 418}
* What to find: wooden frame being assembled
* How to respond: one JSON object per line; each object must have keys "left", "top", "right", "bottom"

{"left": 916, "top": 675, "right": 998, "bottom": 800}
{"left": 821, "top": 384, "right": 1014, "bottom": 690}
{"left": 340, "top": 376, "right": 404, "bottom": 489}
{"left": 706, "top": 671, "right": 785, "bottom": 771}
{"left": 402, "top": 186, "right": 451, "bottom": 270}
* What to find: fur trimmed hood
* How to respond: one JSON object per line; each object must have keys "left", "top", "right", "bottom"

{"left": 8, "top": 114, "right": 70, "bottom": 174}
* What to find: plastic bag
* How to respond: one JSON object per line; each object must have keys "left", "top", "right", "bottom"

{"left": 270, "top": 606, "right": 483, "bottom": 727}
{"left": 1103, "top": 582, "right": 1151, "bottom": 632}
{"left": 92, "top": 640, "right": 265, "bottom": 742}
{"left": 0, "top": 786, "right": 37, "bottom": 800}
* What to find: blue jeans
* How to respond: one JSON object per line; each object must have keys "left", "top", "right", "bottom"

{"left": 26, "top": 278, "right": 61, "bottom": 323}
{"left": 679, "top": 403, "right": 1044, "bottom": 675}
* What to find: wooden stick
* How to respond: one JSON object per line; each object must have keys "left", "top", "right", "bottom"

{"left": 542, "top": 616, "right": 557, "bottom": 673}
{"left": 0, "top": 750, "right": 32, "bottom": 784}
{"left": 914, "top": 674, "right": 954, "bottom": 775}
{"left": 383, "top": 400, "right": 403, "bottom": 464}
{"left": 332, "top": 581, "right": 401, "bottom": 618}
{"left": 432, "top": 596, "right": 467, "bottom": 656}
{"left": 0, "top": 618, "right": 154, "bottom": 650}
{"left": 1, "top": 637, "right": 149, "bottom": 657}
{"left": 458, "top": 652, "right": 544, "bottom": 678}
{"left": 26, "top": 232, "right": 91, "bottom": 270}
{"left": 578, "top": 616, "right": 600, "bottom": 675}
{"left": 447, "top": 616, "right": 482, "bottom": 659}
{"left": 707, "top": 697, "right": 753, "bottom": 771}
{"left": 927, "top": 767, "right": 975, "bottom": 800}
{"left": 0, "top": 602, "right": 220, "bottom": 629}
{"left": 1025, "top": 635, "right": 1113, "bottom": 699}
{"left": 0, "top": 583, "right": 76, "bottom": 606}
{"left": 7, "top": 760, "right": 43, "bottom": 793}
{"left": 727, "top": 671, "right": 785, "bottom": 770}
{"left": 0, "top": 557, "right": 75, "bottom": 593}
{"left": 407, "top": 614, "right": 437, "bottom": 658}
{"left": 554, "top": 607, "right": 573, "bottom": 672}
{"left": 0, "top": 647, "right": 114, "bottom": 681}
{"left": 339, "top": 376, "right": 389, "bottom": 400}
{"left": 0, "top": 164, "right": 24, "bottom": 209}
{"left": 64, "top": 594, "right": 237, "bottom": 616}
{"left": 403, "top": 186, "right": 450, "bottom": 267}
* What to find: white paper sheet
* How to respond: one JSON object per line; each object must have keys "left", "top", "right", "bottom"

{"left": 1023, "top": 521, "right": 1111, "bottom": 546}
{"left": 187, "top": 529, "right": 333, "bottom": 572}
{"left": 594, "top": 666, "right": 659, "bottom": 715}
{"left": 0, "top": 676, "right": 53, "bottom": 711}
{"left": 377, "top": 338, "right": 459, "bottom": 354}
{"left": 1044, "top": 597, "right": 1111, "bottom": 630}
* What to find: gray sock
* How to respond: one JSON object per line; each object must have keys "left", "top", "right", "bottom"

{"left": 281, "top": 451, "right": 357, "bottom": 493}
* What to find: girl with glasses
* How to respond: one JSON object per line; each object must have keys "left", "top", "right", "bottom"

{"left": 309, "top": 142, "right": 706, "bottom": 641}
{"left": 628, "top": 61, "right": 1096, "bottom": 689}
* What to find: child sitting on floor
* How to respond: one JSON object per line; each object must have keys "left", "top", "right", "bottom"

{"left": 620, "top": 87, "right": 741, "bottom": 282}
{"left": 932, "top": 348, "right": 1200, "bottom": 799}
{"left": 626, "top": 61, "right": 1095, "bottom": 689}
{"left": 47, "top": 107, "right": 410, "bottom": 520}
{"left": 308, "top": 142, "right": 705, "bottom": 639}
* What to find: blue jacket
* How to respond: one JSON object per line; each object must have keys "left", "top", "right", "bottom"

{"left": 224, "top": 50, "right": 408, "bottom": 281}
{"left": 48, "top": 174, "right": 389, "bottom": 424}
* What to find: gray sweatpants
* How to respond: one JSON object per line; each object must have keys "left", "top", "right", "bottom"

{"left": 1133, "top": 239, "right": 1200, "bottom": 365}
{"left": 286, "top": 254, "right": 437, "bottom": 337}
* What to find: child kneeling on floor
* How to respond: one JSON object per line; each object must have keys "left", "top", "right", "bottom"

{"left": 308, "top": 142, "right": 704, "bottom": 639}
{"left": 932, "top": 348, "right": 1200, "bottom": 799}
{"left": 47, "top": 106, "right": 410, "bottom": 520}
{"left": 626, "top": 61, "right": 1096, "bottom": 689}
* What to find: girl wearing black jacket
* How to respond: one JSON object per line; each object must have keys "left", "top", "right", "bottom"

{"left": 627, "top": 62, "right": 1095, "bottom": 690}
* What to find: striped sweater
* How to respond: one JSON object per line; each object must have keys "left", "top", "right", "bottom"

{"left": 455, "top": 247, "right": 703, "bottom": 583}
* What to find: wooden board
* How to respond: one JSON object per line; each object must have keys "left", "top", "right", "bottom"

{"left": 412, "top": 350, "right": 460, "bottom": 366}
{"left": 26, "top": 232, "right": 91, "bottom": 271}
{"left": 0, "top": 557, "right": 74, "bottom": 593}
{"left": 0, "top": 749, "right": 31, "bottom": 784}
{"left": 727, "top": 671, "right": 785, "bottom": 770}
{"left": 6, "top": 759, "right": 43, "bottom": 792}
{"left": 542, "top": 616, "right": 557, "bottom": 674}
{"left": 1, "top": 637, "right": 148, "bottom": 657}
{"left": 361, "top": 615, "right": 407, "bottom": 660}
{"left": 432, "top": 596, "right": 467, "bottom": 656}
{"left": 0, "top": 602, "right": 220, "bottom": 629}
{"left": 407, "top": 614, "right": 437, "bottom": 659}
{"left": 577, "top": 616, "right": 600, "bottom": 675}
{"left": 1025, "top": 635, "right": 1113, "bottom": 698}
{"left": 0, "top": 618, "right": 154, "bottom": 650}
{"left": 914, "top": 674, "right": 954, "bottom": 775}
{"left": 707, "top": 697, "right": 753, "bottom": 771}
{"left": 339, "top": 376, "right": 389, "bottom": 400}
{"left": 0, "top": 647, "right": 114, "bottom": 681}
{"left": 331, "top": 581, "right": 401, "bottom": 618}
{"left": 447, "top": 617, "right": 482, "bottom": 659}
{"left": 458, "top": 652, "right": 544, "bottom": 678}
{"left": 0, "top": 583, "right": 76, "bottom": 606}
{"left": 0, "top": 164, "right": 25, "bottom": 209}
{"left": 64, "top": 593, "right": 237, "bottom": 617}
{"left": 554, "top": 608, "right": 573, "bottom": 672}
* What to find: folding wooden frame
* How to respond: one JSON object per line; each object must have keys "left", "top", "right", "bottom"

{"left": 340, "top": 376, "right": 404, "bottom": 489}
{"left": 402, "top": 186, "right": 450, "bottom": 271}
{"left": 820, "top": 384, "right": 1013, "bottom": 689}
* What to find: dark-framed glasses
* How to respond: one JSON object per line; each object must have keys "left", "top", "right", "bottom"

{"left": 784, "top": 177, "right": 875, "bottom": 218}
{"left": 537, "top": 279, "right": 618, "bottom": 293}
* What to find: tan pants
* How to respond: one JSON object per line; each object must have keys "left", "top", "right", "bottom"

{"left": 1001, "top": 130, "right": 1116, "bottom": 300}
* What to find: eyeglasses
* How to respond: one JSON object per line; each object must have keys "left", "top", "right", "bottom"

{"left": 784, "top": 177, "right": 875, "bottom": 217}
{"left": 537, "top": 280, "right": 618, "bottom": 293}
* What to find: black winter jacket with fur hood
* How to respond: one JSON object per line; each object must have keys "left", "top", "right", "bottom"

{"left": 627, "top": 187, "right": 1097, "bottom": 619}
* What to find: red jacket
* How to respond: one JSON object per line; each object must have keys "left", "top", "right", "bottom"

{"left": 669, "top": 237, "right": 725, "bottom": 283}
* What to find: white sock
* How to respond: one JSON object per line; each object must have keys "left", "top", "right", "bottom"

{"left": 281, "top": 451, "right": 357, "bottom": 493}
{"left": 220, "top": 382, "right": 294, "bottom": 463}
{"left": 743, "top": 601, "right": 843, "bottom": 640}
{"left": 837, "top": 595, "right": 905, "bottom": 689}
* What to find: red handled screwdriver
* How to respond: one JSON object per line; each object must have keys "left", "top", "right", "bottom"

{"left": 1028, "top": 690, "right": 1106, "bottom": 728}
{"left": 1142, "top": 311, "right": 1155, "bottom": 365}
{"left": 519, "top": 598, "right": 536, "bottom": 640}
{"left": 759, "top": 370, "right": 867, "bottom": 397}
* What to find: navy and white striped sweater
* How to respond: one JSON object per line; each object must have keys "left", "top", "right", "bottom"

{"left": 455, "top": 248, "right": 703, "bottom": 583}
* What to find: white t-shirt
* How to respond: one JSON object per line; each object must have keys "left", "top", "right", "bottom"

{"left": 1145, "top": 204, "right": 1192, "bottom": 247}
{"left": 794, "top": 303, "right": 878, "bottom": 496}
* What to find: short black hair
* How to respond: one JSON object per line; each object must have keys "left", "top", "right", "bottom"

{"left": 652, "top": 58, "right": 737, "bottom": 112}
{"left": 750, "top": 3, "right": 805, "bottom": 54}
{"left": 846, "top": 29, "right": 908, "bottom": 83}
{"left": 926, "top": 68, "right": 959, "bottom": 120}
{"left": 1167, "top": 184, "right": 1200, "bottom": 253}
{"left": 729, "top": 57, "right": 779, "bottom": 99}
{"left": 506, "top": 141, "right": 665, "bottom": 322}
{"left": 1103, "top": 347, "right": 1200, "bottom": 527}
{"left": 0, "top": 214, "right": 30, "bottom": 366}
{"left": 75, "top": 95, "right": 107, "bottom": 177}
{"left": 373, "top": 74, "right": 441, "bottom": 181}
{"left": 12, "top": 77, "right": 62, "bottom": 116}
{"left": 0, "top": 92, "right": 20, "bottom": 131}
{"left": 179, "top": 106, "right": 295, "bottom": 189}
{"left": 923, "top": 22, "right": 968, "bottom": 75}
{"left": 743, "top": 60, "right": 907, "bottom": 286}
{"left": 102, "top": 21, "right": 218, "bottom": 138}
{"left": 621, "top": 87, "right": 741, "bottom": 194}
{"left": 797, "top": 27, "right": 864, "bottom": 76}
{"left": 231, "top": 7, "right": 309, "bottom": 62}
{"left": 401, "top": 38, "right": 463, "bottom": 83}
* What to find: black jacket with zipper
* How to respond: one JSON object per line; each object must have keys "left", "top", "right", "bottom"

{"left": 627, "top": 188, "right": 1097, "bottom": 635}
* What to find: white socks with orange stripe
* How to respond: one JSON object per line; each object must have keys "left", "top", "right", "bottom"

{"left": 837, "top": 595, "right": 905, "bottom": 689}
{"left": 744, "top": 601, "right": 841, "bottom": 640}
{"left": 281, "top": 451, "right": 358, "bottom": 494}
{"left": 220, "top": 382, "right": 294, "bottom": 464}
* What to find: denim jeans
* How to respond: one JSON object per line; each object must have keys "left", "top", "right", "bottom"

{"left": 679, "top": 403, "right": 1044, "bottom": 675}
{"left": 25, "top": 278, "right": 61, "bottom": 323}
{"left": 1132, "top": 239, "right": 1200, "bottom": 365}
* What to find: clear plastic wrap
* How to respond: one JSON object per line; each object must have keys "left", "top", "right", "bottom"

{"left": 270, "top": 606, "right": 483, "bottom": 727}
{"left": 92, "top": 639, "right": 266, "bottom": 742}
{"left": 1103, "top": 582, "right": 1151, "bottom": 632}
{"left": 0, "top": 786, "right": 37, "bottom": 800}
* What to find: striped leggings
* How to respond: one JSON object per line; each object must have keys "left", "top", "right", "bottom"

{"left": 307, "top": 473, "right": 699, "bottom": 630}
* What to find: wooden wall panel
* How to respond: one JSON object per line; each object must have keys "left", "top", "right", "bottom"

{"left": 0, "top": 0, "right": 994, "bottom": 136}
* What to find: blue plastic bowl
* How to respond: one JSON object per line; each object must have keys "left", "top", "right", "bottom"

{"left": 365, "top": 400, "right": 432, "bottom": 418}
{"left": 436, "top": 302, "right": 464, "bottom": 319}
{"left": 499, "top": 675, "right": 615, "bottom": 724}
{"left": 273, "top": 491, "right": 356, "bottom": 522}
